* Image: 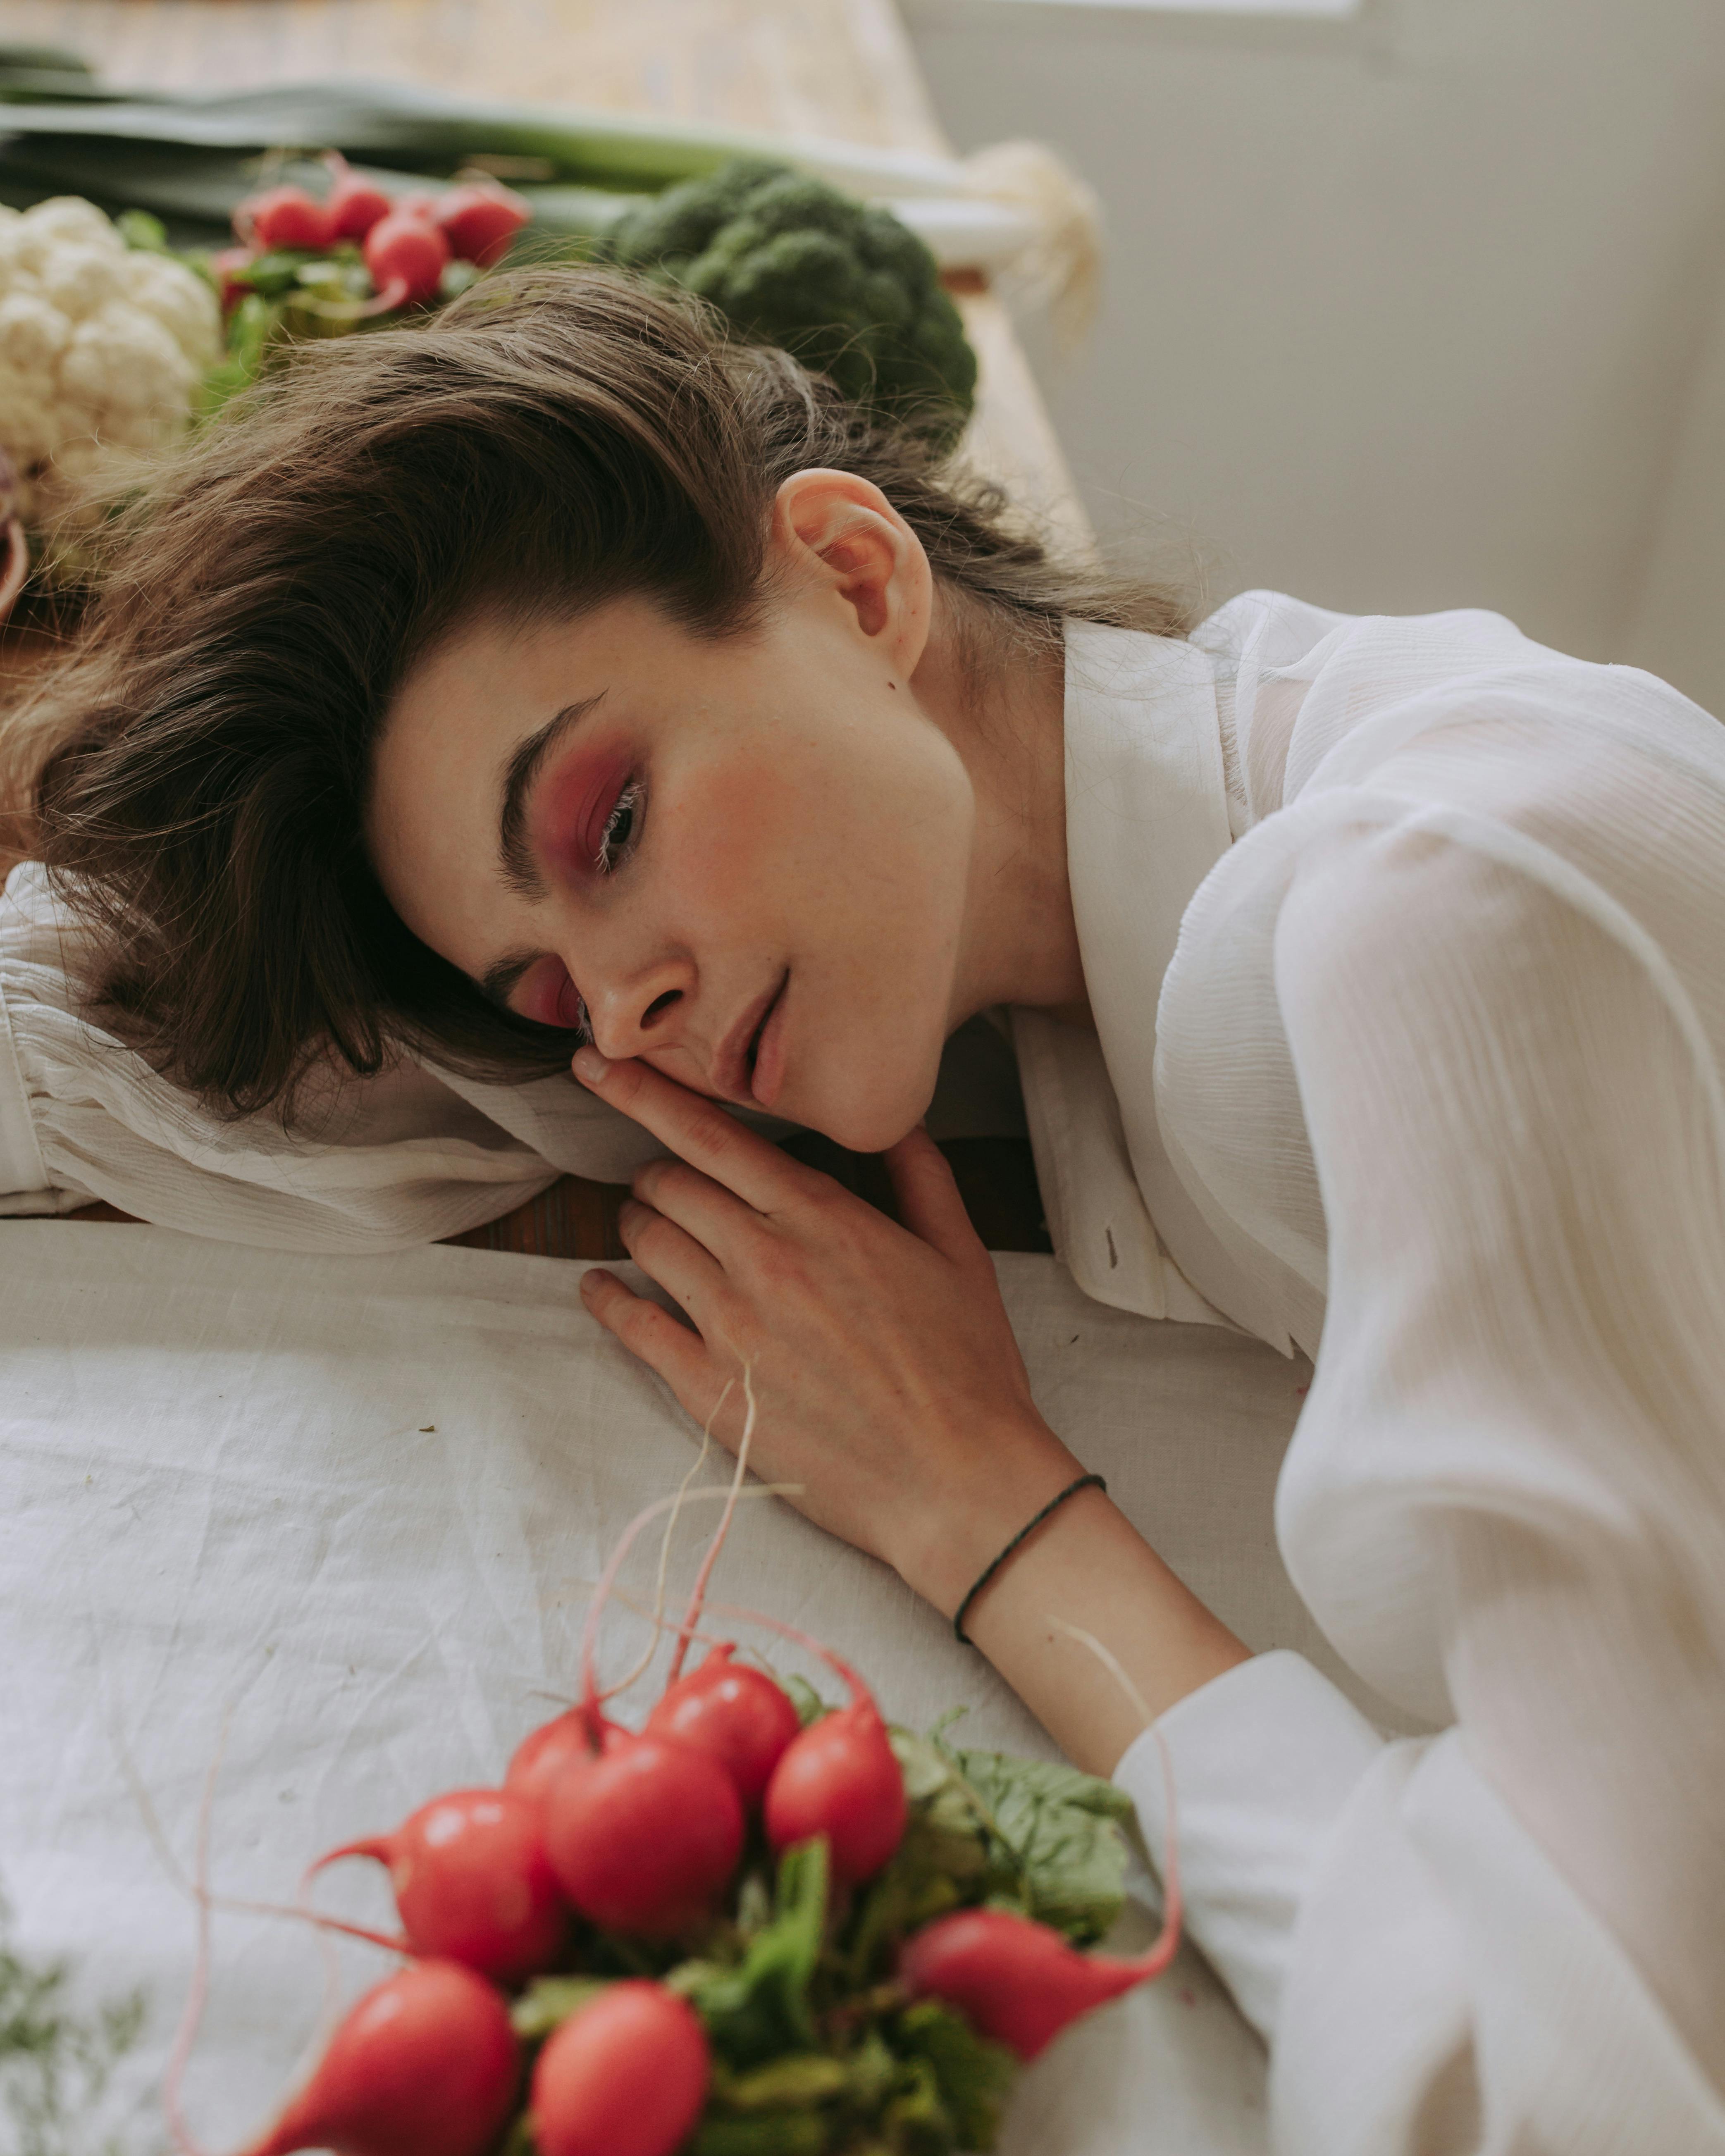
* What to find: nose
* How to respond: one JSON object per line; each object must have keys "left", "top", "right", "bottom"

{"left": 579, "top": 951, "right": 696, "bottom": 1062}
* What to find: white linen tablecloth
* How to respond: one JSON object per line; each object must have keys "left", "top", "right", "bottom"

{"left": 0, "top": 1225, "right": 1398, "bottom": 2155}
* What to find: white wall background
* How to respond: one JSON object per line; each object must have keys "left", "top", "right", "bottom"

{"left": 904, "top": 0, "right": 1725, "bottom": 693}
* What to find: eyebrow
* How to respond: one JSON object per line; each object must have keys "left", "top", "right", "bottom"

{"left": 496, "top": 689, "right": 608, "bottom": 899}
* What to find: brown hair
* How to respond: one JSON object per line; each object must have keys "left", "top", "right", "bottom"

{"left": 19, "top": 266, "right": 1190, "bottom": 1119}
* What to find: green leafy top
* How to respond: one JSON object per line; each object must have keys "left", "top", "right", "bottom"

{"left": 939, "top": 1745, "right": 1134, "bottom": 1947}
{"left": 0, "top": 1906, "right": 147, "bottom": 2156}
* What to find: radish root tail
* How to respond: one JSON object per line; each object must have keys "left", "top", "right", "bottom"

{"left": 577, "top": 1484, "right": 801, "bottom": 1729}
{"left": 667, "top": 1364, "right": 757, "bottom": 1686}
{"left": 1049, "top": 1618, "right": 1182, "bottom": 1974}
{"left": 700, "top": 1599, "right": 875, "bottom": 1710}
{"left": 161, "top": 1702, "right": 237, "bottom": 2156}
{"left": 296, "top": 1843, "right": 415, "bottom": 1956}
{"left": 603, "top": 1377, "right": 731, "bottom": 1705}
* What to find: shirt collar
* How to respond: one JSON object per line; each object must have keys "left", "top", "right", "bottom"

{"left": 1014, "top": 620, "right": 1269, "bottom": 1336}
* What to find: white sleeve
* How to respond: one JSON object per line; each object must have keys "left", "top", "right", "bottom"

{"left": 1, "top": 863, "right": 662, "bottom": 1252}
{"left": 1116, "top": 798, "right": 1725, "bottom": 2151}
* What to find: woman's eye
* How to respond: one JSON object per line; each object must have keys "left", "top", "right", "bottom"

{"left": 514, "top": 957, "right": 589, "bottom": 1039}
{"left": 558, "top": 975, "right": 592, "bottom": 1040}
{"left": 595, "top": 779, "right": 644, "bottom": 875}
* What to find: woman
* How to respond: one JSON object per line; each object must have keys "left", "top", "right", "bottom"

{"left": 3, "top": 271, "right": 1722, "bottom": 2151}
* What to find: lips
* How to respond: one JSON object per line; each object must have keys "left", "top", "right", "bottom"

{"left": 747, "top": 973, "right": 790, "bottom": 1110}
{"left": 712, "top": 971, "right": 788, "bottom": 1104}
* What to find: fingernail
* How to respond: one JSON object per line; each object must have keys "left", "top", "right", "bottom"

{"left": 573, "top": 1046, "right": 611, "bottom": 1085}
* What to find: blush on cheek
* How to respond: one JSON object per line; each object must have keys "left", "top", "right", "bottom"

{"left": 665, "top": 757, "right": 803, "bottom": 914}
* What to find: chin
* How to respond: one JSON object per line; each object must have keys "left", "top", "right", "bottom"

{"left": 800, "top": 1072, "right": 936, "bottom": 1157}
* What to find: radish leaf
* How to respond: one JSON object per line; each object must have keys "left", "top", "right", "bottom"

{"left": 940, "top": 1748, "right": 1134, "bottom": 1946}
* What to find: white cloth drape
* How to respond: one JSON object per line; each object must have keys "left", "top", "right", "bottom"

{"left": 0, "top": 860, "right": 663, "bottom": 1242}
{"left": 2, "top": 1231, "right": 1329, "bottom": 2156}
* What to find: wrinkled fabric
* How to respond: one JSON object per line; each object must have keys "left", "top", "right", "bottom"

{"left": 3, "top": 1232, "right": 1350, "bottom": 2155}
{"left": 0, "top": 857, "right": 664, "bottom": 1242}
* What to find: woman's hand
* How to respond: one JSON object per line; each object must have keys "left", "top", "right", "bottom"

{"left": 575, "top": 1047, "right": 1251, "bottom": 1773}
{"left": 571, "top": 1047, "right": 1084, "bottom": 1617}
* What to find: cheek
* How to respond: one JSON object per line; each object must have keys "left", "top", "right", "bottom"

{"left": 659, "top": 754, "right": 810, "bottom": 923}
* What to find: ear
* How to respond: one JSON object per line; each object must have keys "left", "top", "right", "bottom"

{"left": 770, "top": 469, "right": 933, "bottom": 677}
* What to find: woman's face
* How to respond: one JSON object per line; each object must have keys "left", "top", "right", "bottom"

{"left": 367, "top": 473, "right": 985, "bottom": 1152}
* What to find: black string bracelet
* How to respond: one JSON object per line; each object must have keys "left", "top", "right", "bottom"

{"left": 952, "top": 1473, "right": 1107, "bottom": 1646}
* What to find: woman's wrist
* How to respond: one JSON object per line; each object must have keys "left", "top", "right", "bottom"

{"left": 883, "top": 1415, "right": 1250, "bottom": 1777}
{"left": 949, "top": 1482, "right": 1252, "bottom": 1777}
{"left": 887, "top": 1415, "right": 1088, "bottom": 1620}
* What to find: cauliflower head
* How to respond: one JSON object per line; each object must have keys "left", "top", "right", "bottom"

{"left": 602, "top": 160, "right": 977, "bottom": 440}
{"left": 0, "top": 196, "right": 219, "bottom": 525}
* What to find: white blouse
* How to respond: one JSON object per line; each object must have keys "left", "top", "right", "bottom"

{"left": 1041, "top": 603, "right": 1725, "bottom": 2152}
{"left": 4, "top": 596, "right": 1723, "bottom": 2149}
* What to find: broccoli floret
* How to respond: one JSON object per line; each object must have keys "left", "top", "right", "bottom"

{"left": 604, "top": 157, "right": 788, "bottom": 266}
{"left": 603, "top": 159, "right": 976, "bottom": 441}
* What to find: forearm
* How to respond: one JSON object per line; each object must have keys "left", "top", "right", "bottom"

{"left": 903, "top": 1471, "right": 1250, "bottom": 1778}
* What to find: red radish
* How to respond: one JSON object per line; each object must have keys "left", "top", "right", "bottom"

{"left": 505, "top": 1708, "right": 630, "bottom": 1809}
{"left": 324, "top": 154, "right": 394, "bottom": 242}
{"left": 237, "top": 185, "right": 335, "bottom": 254}
{"left": 763, "top": 1695, "right": 905, "bottom": 1884}
{"left": 659, "top": 1599, "right": 908, "bottom": 1885}
{"left": 899, "top": 1904, "right": 1183, "bottom": 2062}
{"left": 307, "top": 1786, "right": 565, "bottom": 1982}
{"left": 363, "top": 213, "right": 451, "bottom": 308}
{"left": 536, "top": 1474, "right": 777, "bottom": 1934}
{"left": 902, "top": 1655, "right": 1183, "bottom": 2064}
{"left": 544, "top": 1734, "right": 743, "bottom": 1934}
{"left": 644, "top": 1643, "right": 801, "bottom": 1806}
{"left": 234, "top": 1959, "right": 518, "bottom": 2156}
{"left": 685, "top": 1605, "right": 905, "bottom": 1885}
{"left": 433, "top": 181, "right": 531, "bottom": 267}
{"left": 530, "top": 1982, "right": 709, "bottom": 2156}
{"left": 393, "top": 191, "right": 442, "bottom": 224}
{"left": 209, "top": 246, "right": 259, "bottom": 314}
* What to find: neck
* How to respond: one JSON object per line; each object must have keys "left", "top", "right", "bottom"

{"left": 910, "top": 602, "right": 1088, "bottom": 1026}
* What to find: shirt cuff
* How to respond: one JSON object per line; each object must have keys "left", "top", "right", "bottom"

{"left": 1112, "top": 1648, "right": 1384, "bottom": 2040}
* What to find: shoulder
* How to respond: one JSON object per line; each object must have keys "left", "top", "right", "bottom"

{"left": 1165, "top": 624, "right": 1725, "bottom": 1080}
{"left": 1191, "top": 585, "right": 1562, "bottom": 684}
{"left": 1189, "top": 590, "right": 1725, "bottom": 830}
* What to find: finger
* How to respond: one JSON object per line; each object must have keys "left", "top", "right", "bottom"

{"left": 616, "top": 1197, "right": 740, "bottom": 1331}
{"left": 580, "top": 1270, "right": 752, "bottom": 1455}
{"left": 574, "top": 1049, "right": 809, "bottom": 1215}
{"left": 632, "top": 1155, "right": 765, "bottom": 1260}
{"left": 579, "top": 1267, "right": 713, "bottom": 1402}
{"left": 883, "top": 1127, "right": 987, "bottom": 1267}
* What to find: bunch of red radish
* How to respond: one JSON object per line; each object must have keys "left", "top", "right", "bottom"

{"left": 217, "top": 1627, "right": 913, "bottom": 2156}
{"left": 215, "top": 154, "right": 530, "bottom": 315}
{"left": 177, "top": 1467, "right": 1181, "bottom": 2156}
